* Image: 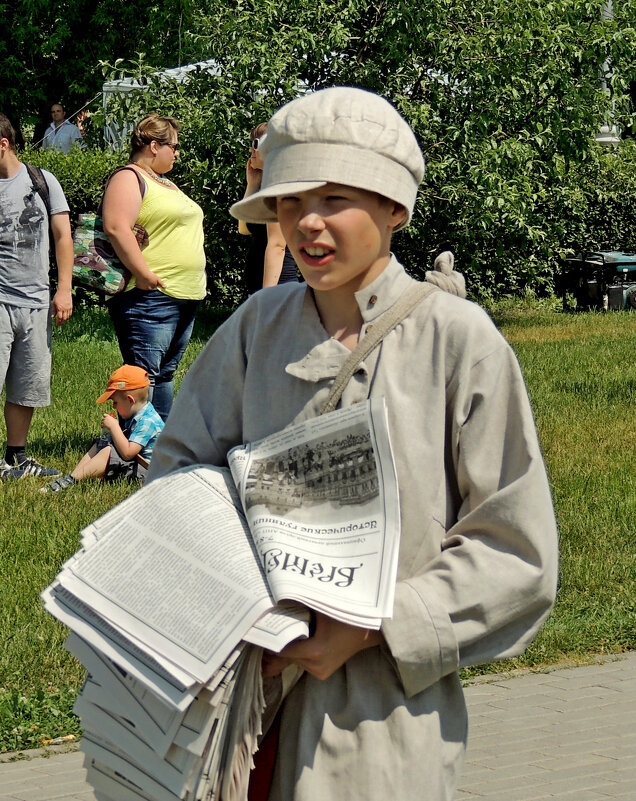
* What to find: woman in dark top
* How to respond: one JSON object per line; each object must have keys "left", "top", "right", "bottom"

{"left": 239, "top": 122, "right": 298, "bottom": 293}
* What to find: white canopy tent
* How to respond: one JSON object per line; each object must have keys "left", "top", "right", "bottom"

{"left": 101, "top": 59, "right": 221, "bottom": 149}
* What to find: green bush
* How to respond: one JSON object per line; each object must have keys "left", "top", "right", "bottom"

{"left": 21, "top": 131, "right": 636, "bottom": 309}
{"left": 26, "top": 131, "right": 636, "bottom": 309}
{"left": 21, "top": 147, "right": 126, "bottom": 225}
{"left": 17, "top": 0, "right": 636, "bottom": 305}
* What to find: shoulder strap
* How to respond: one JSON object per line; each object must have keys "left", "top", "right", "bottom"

{"left": 97, "top": 165, "right": 146, "bottom": 215}
{"left": 25, "top": 164, "right": 51, "bottom": 217}
{"left": 319, "top": 282, "right": 438, "bottom": 415}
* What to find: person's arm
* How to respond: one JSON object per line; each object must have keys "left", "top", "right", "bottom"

{"left": 263, "top": 222, "right": 286, "bottom": 287}
{"left": 102, "top": 170, "right": 165, "bottom": 291}
{"left": 72, "top": 124, "right": 86, "bottom": 150}
{"left": 238, "top": 158, "right": 262, "bottom": 235}
{"left": 379, "top": 340, "right": 558, "bottom": 698}
{"left": 50, "top": 212, "right": 73, "bottom": 325}
{"left": 101, "top": 413, "right": 142, "bottom": 461}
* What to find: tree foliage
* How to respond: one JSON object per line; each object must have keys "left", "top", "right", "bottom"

{"left": 103, "top": 0, "right": 636, "bottom": 298}
{"left": 0, "top": 0, "right": 193, "bottom": 136}
{"left": 4, "top": 0, "right": 636, "bottom": 300}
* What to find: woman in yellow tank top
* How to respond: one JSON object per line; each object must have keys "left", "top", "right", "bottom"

{"left": 102, "top": 114, "right": 206, "bottom": 421}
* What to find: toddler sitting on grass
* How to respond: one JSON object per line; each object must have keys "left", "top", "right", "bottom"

{"left": 41, "top": 365, "right": 164, "bottom": 493}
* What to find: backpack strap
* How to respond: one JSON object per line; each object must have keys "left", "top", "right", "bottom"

{"left": 319, "top": 281, "right": 438, "bottom": 415}
{"left": 25, "top": 164, "right": 51, "bottom": 217}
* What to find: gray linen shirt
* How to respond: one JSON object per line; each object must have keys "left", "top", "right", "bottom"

{"left": 149, "top": 256, "right": 558, "bottom": 801}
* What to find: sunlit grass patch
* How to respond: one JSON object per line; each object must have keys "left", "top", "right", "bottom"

{"left": 1, "top": 302, "right": 634, "bottom": 749}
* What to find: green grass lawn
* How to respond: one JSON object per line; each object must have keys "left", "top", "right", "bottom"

{"left": 0, "top": 301, "right": 634, "bottom": 751}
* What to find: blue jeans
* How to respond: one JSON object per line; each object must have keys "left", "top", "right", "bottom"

{"left": 108, "top": 289, "right": 200, "bottom": 421}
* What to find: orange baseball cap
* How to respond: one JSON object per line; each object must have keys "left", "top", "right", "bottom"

{"left": 96, "top": 365, "right": 150, "bottom": 404}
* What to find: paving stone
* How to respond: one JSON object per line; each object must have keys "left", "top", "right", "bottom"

{"left": 2, "top": 655, "right": 634, "bottom": 801}
{"left": 10, "top": 786, "right": 89, "bottom": 801}
{"left": 0, "top": 766, "right": 36, "bottom": 782}
{"left": 460, "top": 784, "right": 555, "bottom": 801}
{"left": 484, "top": 692, "right": 570, "bottom": 712}
{"left": 469, "top": 748, "right": 554, "bottom": 769}
{"left": 543, "top": 790, "right": 616, "bottom": 800}
{"left": 603, "top": 764, "right": 636, "bottom": 783}
{"left": 545, "top": 735, "right": 623, "bottom": 756}
{"left": 591, "top": 743, "right": 636, "bottom": 759}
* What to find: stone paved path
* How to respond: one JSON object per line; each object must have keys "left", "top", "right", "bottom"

{"left": 1, "top": 652, "right": 634, "bottom": 801}
{"left": 457, "top": 652, "right": 636, "bottom": 800}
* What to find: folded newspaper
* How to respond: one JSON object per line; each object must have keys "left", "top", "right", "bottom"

{"left": 42, "top": 398, "right": 401, "bottom": 801}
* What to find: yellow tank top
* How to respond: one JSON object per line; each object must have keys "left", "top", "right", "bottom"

{"left": 127, "top": 171, "right": 206, "bottom": 300}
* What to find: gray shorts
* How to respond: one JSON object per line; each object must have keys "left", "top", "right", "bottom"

{"left": 0, "top": 303, "right": 51, "bottom": 407}
{"left": 103, "top": 444, "right": 148, "bottom": 483}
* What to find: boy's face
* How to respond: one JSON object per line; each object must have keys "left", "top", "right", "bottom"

{"left": 110, "top": 391, "right": 136, "bottom": 419}
{"left": 276, "top": 183, "right": 406, "bottom": 295}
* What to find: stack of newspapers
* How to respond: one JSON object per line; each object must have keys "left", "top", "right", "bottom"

{"left": 42, "top": 399, "right": 401, "bottom": 801}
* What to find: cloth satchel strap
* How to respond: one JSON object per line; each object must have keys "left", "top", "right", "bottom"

{"left": 319, "top": 281, "right": 438, "bottom": 415}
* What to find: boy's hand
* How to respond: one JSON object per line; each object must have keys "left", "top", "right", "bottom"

{"left": 101, "top": 413, "right": 119, "bottom": 432}
{"left": 261, "top": 612, "right": 384, "bottom": 681}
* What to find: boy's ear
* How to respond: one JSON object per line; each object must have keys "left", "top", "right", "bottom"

{"left": 125, "top": 393, "right": 136, "bottom": 404}
{"left": 390, "top": 202, "right": 407, "bottom": 230}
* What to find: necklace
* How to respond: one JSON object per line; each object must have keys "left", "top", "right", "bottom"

{"left": 135, "top": 164, "right": 174, "bottom": 187}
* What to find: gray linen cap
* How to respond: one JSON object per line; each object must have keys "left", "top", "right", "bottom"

{"left": 230, "top": 87, "right": 425, "bottom": 230}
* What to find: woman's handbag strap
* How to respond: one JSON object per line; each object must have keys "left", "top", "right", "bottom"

{"left": 319, "top": 281, "right": 438, "bottom": 415}
{"left": 97, "top": 166, "right": 146, "bottom": 215}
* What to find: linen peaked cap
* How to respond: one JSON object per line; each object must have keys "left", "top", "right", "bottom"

{"left": 230, "top": 87, "right": 425, "bottom": 230}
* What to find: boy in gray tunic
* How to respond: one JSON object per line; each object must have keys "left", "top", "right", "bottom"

{"left": 149, "top": 88, "right": 558, "bottom": 801}
{"left": 0, "top": 113, "right": 73, "bottom": 479}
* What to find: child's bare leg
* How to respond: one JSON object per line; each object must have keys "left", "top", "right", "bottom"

{"left": 72, "top": 444, "right": 100, "bottom": 475}
{"left": 71, "top": 446, "right": 111, "bottom": 481}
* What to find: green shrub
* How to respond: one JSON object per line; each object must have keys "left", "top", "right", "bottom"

{"left": 20, "top": 132, "right": 636, "bottom": 308}
{"left": 17, "top": 0, "right": 636, "bottom": 305}
{"left": 21, "top": 147, "right": 126, "bottom": 225}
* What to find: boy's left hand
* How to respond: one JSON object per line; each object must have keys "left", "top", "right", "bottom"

{"left": 261, "top": 611, "right": 384, "bottom": 681}
{"left": 101, "top": 413, "right": 119, "bottom": 432}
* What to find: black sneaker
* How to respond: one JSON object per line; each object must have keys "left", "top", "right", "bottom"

{"left": 15, "top": 457, "right": 61, "bottom": 477}
{"left": 0, "top": 458, "right": 25, "bottom": 480}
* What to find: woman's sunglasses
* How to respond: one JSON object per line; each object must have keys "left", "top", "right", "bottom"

{"left": 158, "top": 141, "right": 179, "bottom": 152}
{"left": 251, "top": 134, "right": 267, "bottom": 150}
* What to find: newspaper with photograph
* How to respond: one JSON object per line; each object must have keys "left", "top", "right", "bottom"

{"left": 229, "top": 396, "right": 401, "bottom": 628}
{"left": 42, "top": 397, "right": 401, "bottom": 801}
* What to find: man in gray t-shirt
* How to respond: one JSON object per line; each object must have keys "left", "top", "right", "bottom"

{"left": 0, "top": 112, "right": 73, "bottom": 479}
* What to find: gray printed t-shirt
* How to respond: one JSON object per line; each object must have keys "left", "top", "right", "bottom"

{"left": 0, "top": 164, "right": 69, "bottom": 308}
